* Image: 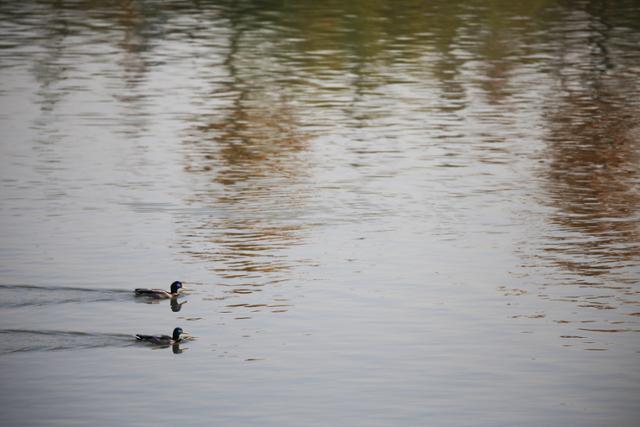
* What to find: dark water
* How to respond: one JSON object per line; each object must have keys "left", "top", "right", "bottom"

{"left": 1, "top": 0, "right": 639, "bottom": 425}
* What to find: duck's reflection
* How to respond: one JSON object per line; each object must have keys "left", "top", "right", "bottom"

{"left": 147, "top": 342, "right": 188, "bottom": 354}
{"left": 172, "top": 343, "right": 185, "bottom": 354}
{"left": 147, "top": 343, "right": 187, "bottom": 354}
{"left": 170, "top": 299, "right": 188, "bottom": 313}
{"left": 133, "top": 296, "right": 188, "bottom": 312}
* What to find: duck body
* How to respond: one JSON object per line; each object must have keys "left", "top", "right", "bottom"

{"left": 136, "top": 327, "right": 184, "bottom": 345}
{"left": 134, "top": 281, "right": 183, "bottom": 299}
{"left": 134, "top": 288, "right": 174, "bottom": 299}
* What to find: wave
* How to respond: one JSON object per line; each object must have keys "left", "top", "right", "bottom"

{"left": 0, "top": 284, "right": 132, "bottom": 308}
{"left": 0, "top": 329, "right": 136, "bottom": 355}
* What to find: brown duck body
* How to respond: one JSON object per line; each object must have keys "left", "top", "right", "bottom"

{"left": 134, "top": 288, "right": 175, "bottom": 299}
{"left": 135, "top": 334, "right": 176, "bottom": 345}
{"left": 134, "top": 281, "right": 183, "bottom": 299}
{"left": 135, "top": 327, "right": 184, "bottom": 345}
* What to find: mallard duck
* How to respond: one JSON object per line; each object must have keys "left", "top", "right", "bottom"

{"left": 134, "top": 281, "right": 183, "bottom": 299}
{"left": 135, "top": 327, "right": 185, "bottom": 345}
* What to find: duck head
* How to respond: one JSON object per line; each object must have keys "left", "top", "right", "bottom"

{"left": 170, "top": 281, "right": 183, "bottom": 294}
{"left": 172, "top": 327, "right": 184, "bottom": 341}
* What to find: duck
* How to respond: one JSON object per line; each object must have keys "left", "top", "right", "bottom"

{"left": 134, "top": 281, "right": 183, "bottom": 299}
{"left": 135, "top": 327, "right": 185, "bottom": 345}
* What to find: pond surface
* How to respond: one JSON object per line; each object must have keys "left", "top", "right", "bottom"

{"left": 1, "top": 1, "right": 639, "bottom": 426}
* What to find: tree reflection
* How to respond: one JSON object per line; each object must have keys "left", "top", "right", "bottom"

{"left": 539, "top": 2, "right": 640, "bottom": 287}
{"left": 179, "top": 4, "right": 311, "bottom": 303}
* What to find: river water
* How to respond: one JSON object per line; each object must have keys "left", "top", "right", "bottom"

{"left": 1, "top": 1, "right": 639, "bottom": 426}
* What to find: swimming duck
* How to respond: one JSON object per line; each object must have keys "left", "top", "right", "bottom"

{"left": 135, "top": 327, "right": 185, "bottom": 345}
{"left": 134, "top": 281, "right": 183, "bottom": 299}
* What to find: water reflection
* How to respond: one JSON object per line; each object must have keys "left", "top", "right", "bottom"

{"left": 170, "top": 298, "right": 187, "bottom": 312}
{"left": 138, "top": 340, "right": 191, "bottom": 354}
{"left": 133, "top": 296, "right": 188, "bottom": 312}
{"left": 542, "top": 91, "right": 640, "bottom": 280}
{"left": 177, "top": 7, "right": 314, "bottom": 315}
{"left": 171, "top": 342, "right": 186, "bottom": 354}
{"left": 111, "top": 0, "right": 154, "bottom": 137}
{"left": 529, "top": 2, "right": 640, "bottom": 330}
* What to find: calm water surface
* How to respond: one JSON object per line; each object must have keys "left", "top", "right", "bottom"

{"left": 1, "top": 1, "right": 639, "bottom": 426}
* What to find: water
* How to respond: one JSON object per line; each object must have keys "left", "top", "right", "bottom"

{"left": 1, "top": 0, "right": 639, "bottom": 425}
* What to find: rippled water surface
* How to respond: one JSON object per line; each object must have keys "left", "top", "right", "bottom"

{"left": 1, "top": 1, "right": 639, "bottom": 426}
